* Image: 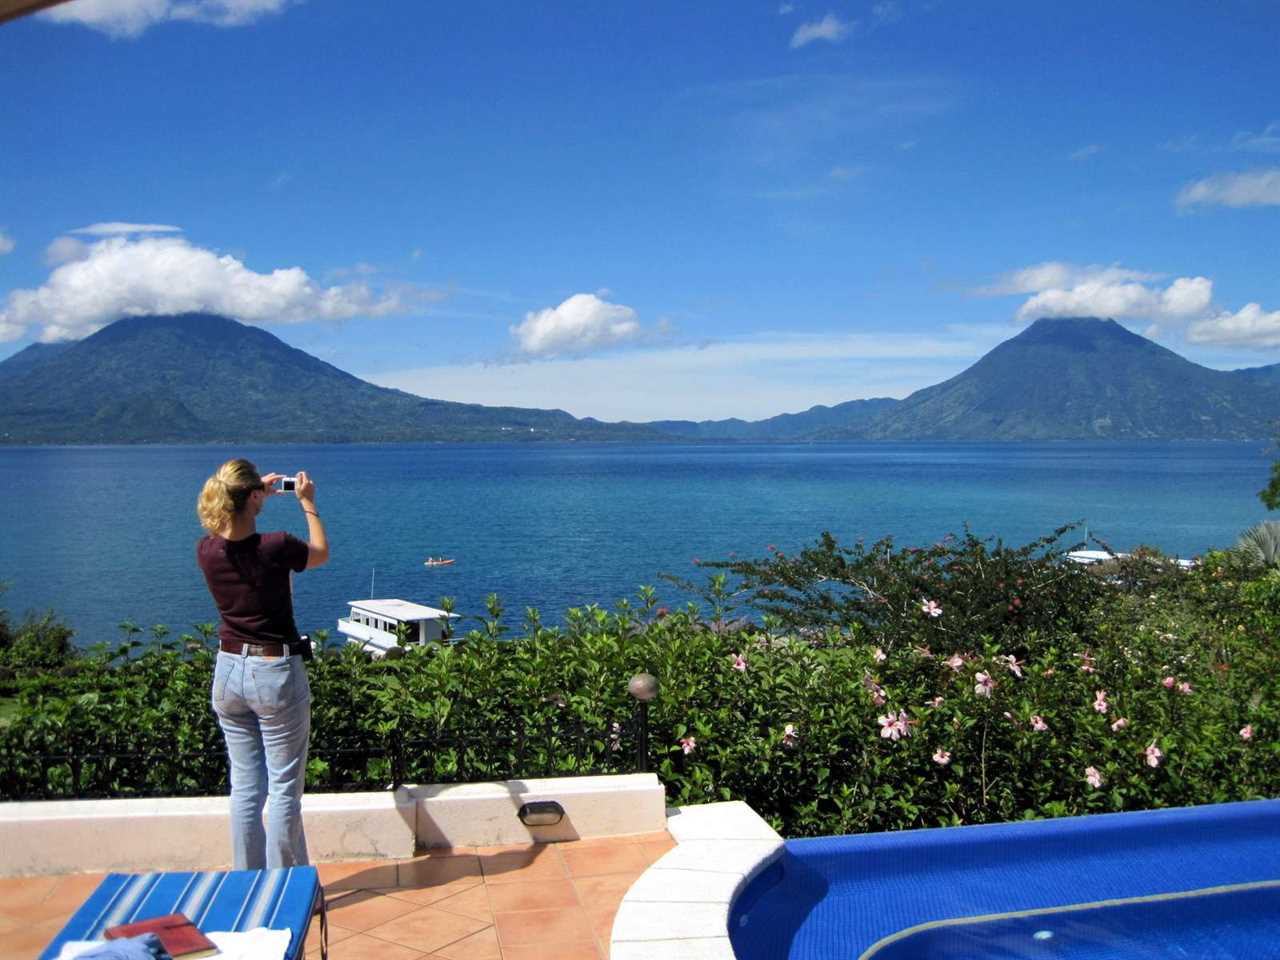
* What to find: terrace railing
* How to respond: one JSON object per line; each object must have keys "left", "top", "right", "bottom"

{"left": 0, "top": 710, "right": 649, "bottom": 802}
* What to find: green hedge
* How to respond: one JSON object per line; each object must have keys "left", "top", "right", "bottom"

{"left": 1, "top": 529, "right": 1277, "bottom": 837}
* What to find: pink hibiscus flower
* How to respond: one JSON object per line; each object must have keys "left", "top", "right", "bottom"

{"left": 944, "top": 654, "right": 965, "bottom": 672}
{"left": 999, "top": 654, "right": 1024, "bottom": 678}
{"left": 1093, "top": 690, "right": 1109, "bottom": 714}
{"left": 1144, "top": 742, "right": 1164, "bottom": 768}
{"left": 680, "top": 736, "right": 697, "bottom": 755}
{"left": 731, "top": 653, "right": 747, "bottom": 672}
{"left": 921, "top": 599, "right": 943, "bottom": 618}
{"left": 877, "top": 712, "right": 911, "bottom": 741}
{"left": 873, "top": 647, "right": 887, "bottom": 663}
{"left": 1031, "top": 715, "right": 1049, "bottom": 732}
{"left": 1240, "top": 724, "right": 1254, "bottom": 741}
{"left": 974, "top": 672, "right": 994, "bottom": 697}
{"left": 1085, "top": 766, "right": 1104, "bottom": 789}
{"left": 1110, "top": 717, "right": 1129, "bottom": 732}
{"left": 932, "top": 748, "right": 952, "bottom": 766}
{"left": 1177, "top": 681, "right": 1193, "bottom": 695}
{"left": 782, "top": 724, "right": 800, "bottom": 748}
{"left": 1162, "top": 676, "right": 1176, "bottom": 689}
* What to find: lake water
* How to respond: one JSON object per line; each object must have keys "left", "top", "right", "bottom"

{"left": 0, "top": 442, "right": 1272, "bottom": 646}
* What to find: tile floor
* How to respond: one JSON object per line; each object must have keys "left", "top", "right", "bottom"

{"left": 0, "top": 831, "right": 676, "bottom": 960}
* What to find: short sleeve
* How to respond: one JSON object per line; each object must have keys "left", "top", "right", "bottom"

{"left": 281, "top": 532, "right": 310, "bottom": 573}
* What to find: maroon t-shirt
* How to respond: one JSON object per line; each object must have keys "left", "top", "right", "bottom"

{"left": 197, "top": 531, "right": 310, "bottom": 646}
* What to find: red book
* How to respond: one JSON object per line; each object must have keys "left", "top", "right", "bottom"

{"left": 104, "top": 913, "right": 219, "bottom": 958}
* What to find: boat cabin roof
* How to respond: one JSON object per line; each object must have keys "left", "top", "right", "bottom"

{"left": 347, "top": 598, "right": 455, "bottom": 622}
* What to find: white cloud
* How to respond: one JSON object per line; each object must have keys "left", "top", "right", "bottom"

{"left": 69, "top": 222, "right": 182, "bottom": 236}
{"left": 511, "top": 293, "right": 643, "bottom": 357}
{"left": 0, "top": 235, "right": 416, "bottom": 343}
{"left": 1188, "top": 303, "right": 1280, "bottom": 349}
{"left": 372, "top": 328, "right": 1004, "bottom": 421}
{"left": 1176, "top": 168, "right": 1280, "bottom": 209}
{"left": 0, "top": 231, "right": 13, "bottom": 256}
{"left": 777, "top": 2, "right": 794, "bottom": 13}
{"left": 978, "top": 261, "right": 1159, "bottom": 296}
{"left": 1230, "top": 123, "right": 1280, "bottom": 154}
{"left": 1015, "top": 276, "right": 1212, "bottom": 324}
{"left": 978, "top": 261, "right": 1214, "bottom": 326}
{"left": 790, "top": 13, "right": 851, "bottom": 48}
{"left": 38, "top": 0, "right": 289, "bottom": 38}
{"left": 44, "top": 236, "right": 89, "bottom": 266}
{"left": 1070, "top": 144, "right": 1103, "bottom": 160}
{"left": 1160, "top": 276, "right": 1214, "bottom": 316}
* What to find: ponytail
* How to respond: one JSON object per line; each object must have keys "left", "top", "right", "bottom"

{"left": 197, "top": 458, "right": 262, "bottom": 534}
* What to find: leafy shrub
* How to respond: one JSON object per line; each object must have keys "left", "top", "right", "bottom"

{"left": 1, "top": 529, "right": 1276, "bottom": 838}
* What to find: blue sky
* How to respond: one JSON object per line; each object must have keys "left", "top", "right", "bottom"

{"left": 1, "top": 0, "right": 1278, "bottom": 419}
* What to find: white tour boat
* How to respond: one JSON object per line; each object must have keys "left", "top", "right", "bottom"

{"left": 337, "top": 598, "right": 459, "bottom": 656}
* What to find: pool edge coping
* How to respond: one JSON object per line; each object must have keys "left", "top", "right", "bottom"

{"left": 611, "top": 800, "right": 782, "bottom": 959}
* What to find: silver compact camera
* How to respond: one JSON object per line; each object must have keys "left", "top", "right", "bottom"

{"left": 277, "top": 476, "right": 297, "bottom": 492}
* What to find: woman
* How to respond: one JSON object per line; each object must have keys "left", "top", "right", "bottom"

{"left": 196, "top": 458, "right": 329, "bottom": 869}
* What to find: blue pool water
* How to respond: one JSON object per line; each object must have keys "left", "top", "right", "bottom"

{"left": 730, "top": 800, "right": 1280, "bottom": 960}
{"left": 862, "top": 882, "right": 1280, "bottom": 960}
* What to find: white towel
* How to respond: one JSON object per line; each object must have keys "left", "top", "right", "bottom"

{"left": 58, "top": 928, "right": 293, "bottom": 960}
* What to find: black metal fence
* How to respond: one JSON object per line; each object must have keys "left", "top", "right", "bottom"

{"left": 0, "top": 710, "right": 650, "bottom": 802}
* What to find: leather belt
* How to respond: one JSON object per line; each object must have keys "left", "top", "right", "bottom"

{"left": 219, "top": 639, "right": 302, "bottom": 657}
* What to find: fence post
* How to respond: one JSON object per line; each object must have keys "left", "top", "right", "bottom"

{"left": 627, "top": 673, "right": 658, "bottom": 774}
{"left": 389, "top": 728, "right": 405, "bottom": 789}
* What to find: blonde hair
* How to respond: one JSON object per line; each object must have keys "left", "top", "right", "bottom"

{"left": 197, "top": 458, "right": 263, "bottom": 534}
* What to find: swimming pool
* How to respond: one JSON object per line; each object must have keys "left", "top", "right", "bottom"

{"left": 729, "top": 799, "right": 1280, "bottom": 959}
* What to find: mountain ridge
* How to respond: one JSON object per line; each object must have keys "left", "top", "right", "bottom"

{"left": 1, "top": 313, "right": 1278, "bottom": 443}
{"left": 0, "top": 313, "right": 665, "bottom": 444}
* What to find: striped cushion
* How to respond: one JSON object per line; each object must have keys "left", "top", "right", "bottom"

{"left": 40, "top": 867, "right": 320, "bottom": 960}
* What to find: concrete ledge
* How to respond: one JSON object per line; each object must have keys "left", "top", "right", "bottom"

{"left": 406, "top": 773, "right": 666, "bottom": 847}
{"left": 0, "top": 791, "right": 416, "bottom": 877}
{"left": 612, "top": 801, "right": 784, "bottom": 959}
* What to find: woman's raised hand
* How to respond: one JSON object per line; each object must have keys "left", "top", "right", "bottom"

{"left": 294, "top": 470, "right": 316, "bottom": 504}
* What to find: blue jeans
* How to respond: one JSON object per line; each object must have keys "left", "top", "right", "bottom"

{"left": 211, "top": 651, "right": 311, "bottom": 869}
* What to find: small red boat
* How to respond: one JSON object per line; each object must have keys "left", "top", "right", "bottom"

{"left": 423, "top": 557, "right": 456, "bottom": 567}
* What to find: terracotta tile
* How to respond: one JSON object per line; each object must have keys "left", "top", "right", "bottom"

{"left": 0, "top": 915, "right": 66, "bottom": 960}
{"left": 322, "top": 931, "right": 426, "bottom": 960}
{"left": 414, "top": 846, "right": 479, "bottom": 858}
{"left": 555, "top": 836, "right": 643, "bottom": 850}
{"left": 326, "top": 890, "right": 423, "bottom": 932}
{"left": 571, "top": 872, "right": 641, "bottom": 908}
{"left": 501, "top": 941, "right": 601, "bottom": 960}
{"left": 0, "top": 875, "right": 58, "bottom": 916}
{"left": 474, "top": 843, "right": 542, "bottom": 856}
{"left": 318, "top": 860, "right": 400, "bottom": 892}
{"left": 388, "top": 857, "right": 484, "bottom": 905}
{"left": 364, "top": 904, "right": 490, "bottom": 954}
{"left": 494, "top": 906, "right": 595, "bottom": 946}
{"left": 485, "top": 879, "right": 578, "bottom": 914}
{"left": 305, "top": 917, "right": 359, "bottom": 954}
{"left": 428, "top": 884, "right": 493, "bottom": 922}
{"left": 28, "top": 873, "right": 108, "bottom": 924}
{"left": 627, "top": 831, "right": 673, "bottom": 844}
{"left": 478, "top": 847, "right": 568, "bottom": 885}
{"left": 635, "top": 837, "right": 677, "bottom": 864}
{"left": 559, "top": 844, "right": 649, "bottom": 879}
{"left": 587, "top": 905, "right": 618, "bottom": 943}
{"left": 432, "top": 925, "right": 502, "bottom": 960}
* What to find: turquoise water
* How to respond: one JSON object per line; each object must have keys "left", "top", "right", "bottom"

{"left": 0, "top": 441, "right": 1271, "bottom": 645}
